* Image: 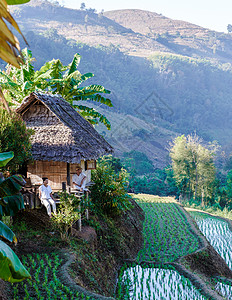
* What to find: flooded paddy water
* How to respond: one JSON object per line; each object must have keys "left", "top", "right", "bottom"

{"left": 116, "top": 196, "right": 210, "bottom": 299}
{"left": 189, "top": 210, "right": 232, "bottom": 299}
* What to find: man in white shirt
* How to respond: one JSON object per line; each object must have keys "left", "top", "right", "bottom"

{"left": 39, "top": 177, "right": 56, "bottom": 217}
{"left": 72, "top": 166, "right": 87, "bottom": 192}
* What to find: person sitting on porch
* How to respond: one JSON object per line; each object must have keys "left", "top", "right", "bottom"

{"left": 72, "top": 166, "right": 87, "bottom": 192}
{"left": 39, "top": 177, "right": 56, "bottom": 217}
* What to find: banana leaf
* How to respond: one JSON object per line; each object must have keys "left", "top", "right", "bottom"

{"left": 0, "top": 175, "right": 25, "bottom": 217}
{"left": 0, "top": 240, "right": 30, "bottom": 283}
{"left": 0, "top": 220, "right": 17, "bottom": 243}
{"left": 6, "top": 0, "right": 30, "bottom": 6}
{"left": 0, "top": 152, "right": 14, "bottom": 167}
{"left": 0, "top": 194, "right": 24, "bottom": 216}
{"left": 0, "top": 175, "right": 25, "bottom": 197}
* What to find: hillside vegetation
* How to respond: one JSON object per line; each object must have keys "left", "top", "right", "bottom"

{"left": 6, "top": 0, "right": 232, "bottom": 165}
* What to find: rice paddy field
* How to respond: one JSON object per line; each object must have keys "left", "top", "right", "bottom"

{"left": 189, "top": 210, "right": 232, "bottom": 300}
{"left": 136, "top": 195, "right": 200, "bottom": 263}
{"left": 116, "top": 195, "right": 210, "bottom": 300}
{"left": 117, "top": 264, "right": 207, "bottom": 300}
{"left": 11, "top": 195, "right": 232, "bottom": 299}
{"left": 12, "top": 253, "right": 95, "bottom": 300}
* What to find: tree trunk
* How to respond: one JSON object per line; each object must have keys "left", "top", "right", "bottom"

{"left": 195, "top": 169, "right": 198, "bottom": 200}
{"left": 201, "top": 189, "right": 204, "bottom": 207}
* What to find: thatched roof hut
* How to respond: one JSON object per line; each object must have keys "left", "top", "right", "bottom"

{"left": 17, "top": 92, "right": 113, "bottom": 190}
{"left": 17, "top": 92, "right": 113, "bottom": 163}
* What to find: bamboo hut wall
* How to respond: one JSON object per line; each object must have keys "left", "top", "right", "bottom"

{"left": 28, "top": 160, "right": 66, "bottom": 191}
{"left": 28, "top": 160, "right": 91, "bottom": 191}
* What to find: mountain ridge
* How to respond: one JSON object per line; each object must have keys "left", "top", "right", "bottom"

{"left": 6, "top": 0, "right": 232, "bottom": 167}
{"left": 11, "top": 1, "right": 232, "bottom": 61}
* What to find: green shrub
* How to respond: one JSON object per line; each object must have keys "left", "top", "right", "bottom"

{"left": 0, "top": 107, "right": 33, "bottom": 173}
{"left": 90, "top": 160, "right": 131, "bottom": 217}
{"left": 51, "top": 191, "right": 80, "bottom": 240}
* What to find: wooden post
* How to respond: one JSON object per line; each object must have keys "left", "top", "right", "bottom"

{"left": 62, "top": 182, "right": 66, "bottom": 191}
{"left": 67, "top": 163, "right": 70, "bottom": 186}
{"left": 78, "top": 203, "right": 82, "bottom": 231}
{"left": 86, "top": 191, "right": 89, "bottom": 220}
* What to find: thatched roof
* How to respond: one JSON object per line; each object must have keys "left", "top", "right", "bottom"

{"left": 17, "top": 92, "right": 113, "bottom": 163}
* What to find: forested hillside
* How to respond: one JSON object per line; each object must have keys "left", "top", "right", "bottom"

{"left": 6, "top": 0, "right": 232, "bottom": 166}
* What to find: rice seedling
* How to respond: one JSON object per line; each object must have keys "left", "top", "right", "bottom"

{"left": 215, "top": 281, "right": 232, "bottom": 300}
{"left": 189, "top": 211, "right": 232, "bottom": 269}
{"left": 115, "top": 195, "right": 207, "bottom": 300}
{"left": 117, "top": 265, "right": 207, "bottom": 300}
{"left": 135, "top": 195, "right": 200, "bottom": 263}
{"left": 12, "top": 253, "right": 97, "bottom": 300}
{"left": 189, "top": 210, "right": 232, "bottom": 300}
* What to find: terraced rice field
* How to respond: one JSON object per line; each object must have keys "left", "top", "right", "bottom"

{"left": 189, "top": 210, "right": 232, "bottom": 300}
{"left": 117, "top": 265, "right": 207, "bottom": 300}
{"left": 117, "top": 195, "right": 207, "bottom": 299}
{"left": 136, "top": 195, "right": 200, "bottom": 263}
{"left": 12, "top": 253, "right": 94, "bottom": 300}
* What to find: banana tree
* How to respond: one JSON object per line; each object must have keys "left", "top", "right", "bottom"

{"left": 0, "top": 0, "right": 30, "bottom": 112}
{"left": 0, "top": 0, "right": 28, "bottom": 68}
{"left": 0, "top": 151, "right": 30, "bottom": 283}
{"left": 0, "top": 49, "right": 113, "bottom": 129}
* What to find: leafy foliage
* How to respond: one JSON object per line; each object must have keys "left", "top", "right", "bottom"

{"left": 0, "top": 152, "right": 30, "bottom": 283}
{"left": 122, "top": 151, "right": 154, "bottom": 176}
{"left": 0, "top": 49, "right": 113, "bottom": 129}
{"left": 101, "top": 154, "right": 178, "bottom": 197}
{"left": 0, "top": 0, "right": 27, "bottom": 68}
{"left": 51, "top": 191, "right": 80, "bottom": 240}
{"left": 169, "top": 134, "right": 216, "bottom": 205}
{"left": 91, "top": 159, "right": 131, "bottom": 217}
{"left": 0, "top": 106, "right": 33, "bottom": 173}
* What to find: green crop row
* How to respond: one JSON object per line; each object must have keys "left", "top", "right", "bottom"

{"left": 12, "top": 253, "right": 96, "bottom": 300}
{"left": 136, "top": 196, "right": 200, "bottom": 263}
{"left": 117, "top": 264, "right": 207, "bottom": 299}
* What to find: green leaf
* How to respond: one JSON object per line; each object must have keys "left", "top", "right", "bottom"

{"left": 0, "top": 221, "right": 16, "bottom": 244}
{"left": 0, "top": 194, "right": 25, "bottom": 216}
{"left": 0, "top": 175, "right": 25, "bottom": 217}
{"left": 83, "top": 84, "right": 111, "bottom": 94}
{"left": 80, "top": 72, "right": 94, "bottom": 82}
{"left": 6, "top": 0, "right": 30, "bottom": 4}
{"left": 0, "top": 175, "right": 25, "bottom": 198}
{"left": 22, "top": 81, "right": 32, "bottom": 91}
{"left": 0, "top": 152, "right": 14, "bottom": 167}
{"left": 90, "top": 94, "right": 113, "bottom": 107}
{"left": 0, "top": 240, "right": 30, "bottom": 283}
{"left": 35, "top": 61, "right": 53, "bottom": 77}
{"left": 76, "top": 105, "right": 111, "bottom": 130}
{"left": 68, "top": 53, "right": 81, "bottom": 76}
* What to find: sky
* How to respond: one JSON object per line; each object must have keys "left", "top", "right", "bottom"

{"left": 57, "top": 0, "right": 232, "bottom": 33}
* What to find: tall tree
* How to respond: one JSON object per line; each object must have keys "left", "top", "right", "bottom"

{"left": 169, "top": 134, "right": 216, "bottom": 205}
